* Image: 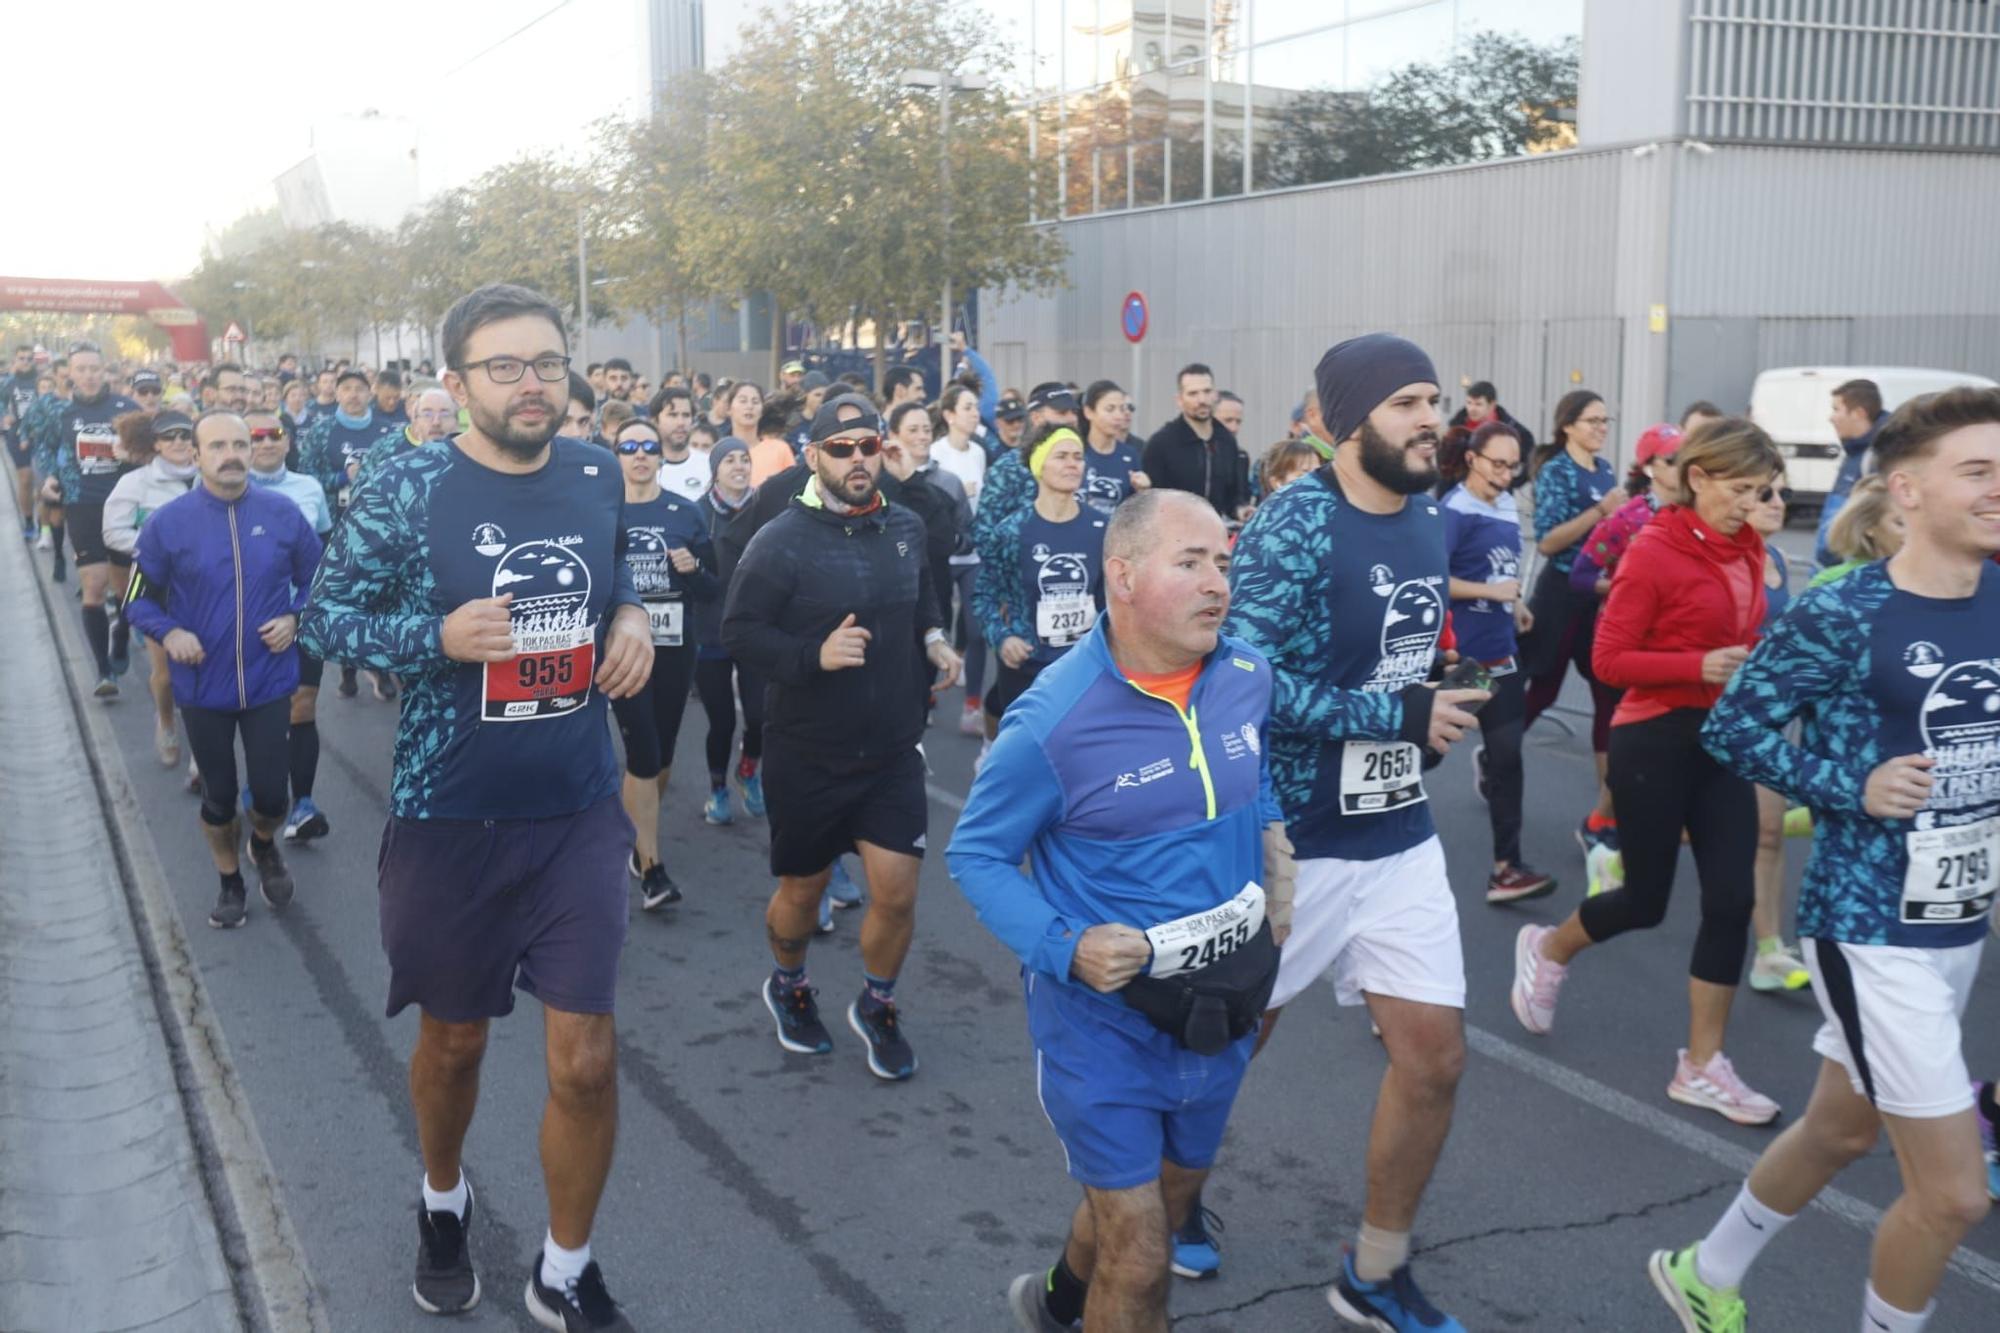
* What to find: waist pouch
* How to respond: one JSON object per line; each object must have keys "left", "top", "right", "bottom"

{"left": 1122, "top": 919, "right": 1280, "bottom": 1056}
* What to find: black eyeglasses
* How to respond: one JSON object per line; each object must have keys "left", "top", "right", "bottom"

{"left": 1472, "top": 453, "right": 1520, "bottom": 473}
{"left": 134, "top": 385, "right": 162, "bottom": 394}
{"left": 615, "top": 438, "right": 662, "bottom": 456}
{"left": 817, "top": 435, "right": 883, "bottom": 460}
{"left": 457, "top": 354, "right": 572, "bottom": 384}
{"left": 1758, "top": 485, "right": 1788, "bottom": 503}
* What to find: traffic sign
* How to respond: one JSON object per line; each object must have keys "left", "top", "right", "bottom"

{"left": 223, "top": 321, "right": 246, "bottom": 342}
{"left": 1120, "top": 291, "right": 1147, "bottom": 344}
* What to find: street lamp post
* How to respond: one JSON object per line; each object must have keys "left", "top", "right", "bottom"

{"left": 899, "top": 68, "right": 988, "bottom": 397}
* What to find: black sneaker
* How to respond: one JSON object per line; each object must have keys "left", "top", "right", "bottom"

{"left": 51, "top": 555, "right": 65, "bottom": 583}
{"left": 639, "top": 864, "right": 681, "bottom": 911}
{"left": 413, "top": 1184, "right": 479, "bottom": 1314}
{"left": 371, "top": 670, "right": 400, "bottom": 701}
{"left": 249, "top": 838, "right": 294, "bottom": 908}
{"left": 1473, "top": 745, "right": 1489, "bottom": 803}
{"left": 336, "top": 666, "right": 359, "bottom": 698}
{"left": 525, "top": 1256, "right": 633, "bottom": 1331}
{"left": 847, "top": 996, "right": 917, "bottom": 1080}
{"left": 762, "top": 976, "right": 832, "bottom": 1055}
{"left": 208, "top": 880, "right": 247, "bottom": 929}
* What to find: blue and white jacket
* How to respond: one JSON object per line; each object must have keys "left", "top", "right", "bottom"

{"left": 946, "top": 619, "right": 1280, "bottom": 1007}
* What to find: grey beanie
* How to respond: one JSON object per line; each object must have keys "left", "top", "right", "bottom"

{"left": 1314, "top": 334, "right": 1439, "bottom": 446}
{"left": 710, "top": 434, "right": 751, "bottom": 476}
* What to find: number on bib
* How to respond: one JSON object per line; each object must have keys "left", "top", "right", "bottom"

{"left": 1338, "top": 741, "right": 1427, "bottom": 815}
{"left": 645, "top": 599, "right": 684, "bottom": 647}
{"left": 1902, "top": 817, "right": 1999, "bottom": 924}
{"left": 1036, "top": 592, "right": 1096, "bottom": 648}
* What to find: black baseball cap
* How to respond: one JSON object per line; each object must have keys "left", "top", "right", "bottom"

{"left": 995, "top": 395, "right": 1027, "bottom": 422}
{"left": 336, "top": 368, "right": 369, "bottom": 387}
{"left": 153, "top": 410, "right": 194, "bottom": 434}
{"left": 1027, "top": 381, "right": 1077, "bottom": 413}
{"left": 808, "top": 392, "right": 883, "bottom": 442}
{"left": 131, "top": 370, "right": 163, "bottom": 391}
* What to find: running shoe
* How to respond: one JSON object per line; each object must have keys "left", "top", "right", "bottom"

{"left": 1006, "top": 1271, "right": 1074, "bottom": 1332}
{"left": 107, "top": 637, "right": 129, "bottom": 678}
{"left": 627, "top": 849, "right": 642, "bottom": 879}
{"left": 282, "top": 797, "right": 329, "bottom": 843}
{"left": 639, "top": 865, "right": 681, "bottom": 911}
{"left": 1668, "top": 1050, "right": 1780, "bottom": 1126}
{"left": 847, "top": 996, "right": 917, "bottom": 1080}
{"left": 1782, "top": 806, "right": 1814, "bottom": 839}
{"left": 51, "top": 554, "right": 64, "bottom": 582}
{"left": 816, "top": 888, "right": 835, "bottom": 935}
{"left": 250, "top": 838, "right": 294, "bottom": 910}
{"left": 35, "top": 526, "right": 50, "bottom": 550}
{"left": 738, "top": 771, "right": 766, "bottom": 818}
{"left": 336, "top": 666, "right": 359, "bottom": 698}
{"left": 412, "top": 1183, "right": 479, "bottom": 1314}
{"left": 958, "top": 704, "right": 984, "bottom": 737}
{"left": 1472, "top": 745, "right": 1489, "bottom": 804}
{"left": 93, "top": 676, "right": 118, "bottom": 699}
{"left": 1748, "top": 943, "right": 1810, "bottom": 993}
{"left": 371, "top": 670, "right": 399, "bottom": 701}
{"left": 1485, "top": 864, "right": 1556, "bottom": 904}
{"left": 1647, "top": 1243, "right": 1745, "bottom": 1333}
{"left": 763, "top": 976, "right": 832, "bottom": 1055}
{"left": 208, "top": 880, "right": 248, "bottom": 929}
{"left": 154, "top": 722, "right": 180, "bottom": 768}
{"left": 185, "top": 755, "right": 202, "bottom": 793}
{"left": 703, "top": 787, "right": 733, "bottom": 826}
{"left": 1509, "top": 923, "right": 1567, "bottom": 1036}
{"left": 1327, "top": 1247, "right": 1464, "bottom": 1332}
{"left": 827, "top": 857, "right": 864, "bottom": 909}
{"left": 1170, "top": 1205, "right": 1222, "bottom": 1280}
{"left": 525, "top": 1255, "right": 633, "bottom": 1331}
{"left": 1972, "top": 1082, "right": 1999, "bottom": 1203}
{"left": 1584, "top": 844, "right": 1624, "bottom": 898}
{"left": 974, "top": 735, "right": 992, "bottom": 777}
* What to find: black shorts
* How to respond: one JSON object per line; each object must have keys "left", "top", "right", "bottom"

{"left": 66, "top": 501, "right": 109, "bottom": 566}
{"left": 763, "top": 740, "right": 928, "bottom": 878}
{"left": 296, "top": 647, "right": 325, "bottom": 690}
{"left": 987, "top": 660, "right": 1047, "bottom": 717}
{"left": 376, "top": 794, "right": 634, "bottom": 1022}
{"left": 610, "top": 644, "right": 697, "bottom": 779}
{"left": 2, "top": 431, "right": 28, "bottom": 469}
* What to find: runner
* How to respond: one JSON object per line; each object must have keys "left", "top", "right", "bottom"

{"left": 301, "top": 368, "right": 403, "bottom": 701}
{"left": 3, "top": 346, "right": 38, "bottom": 541}
{"left": 647, "top": 386, "right": 707, "bottom": 503}
{"left": 374, "top": 368, "right": 409, "bottom": 427}
{"left": 42, "top": 342, "right": 138, "bottom": 695}
{"left": 1222, "top": 334, "right": 1486, "bottom": 1325}
{"left": 1745, "top": 476, "right": 1812, "bottom": 993}
{"left": 609, "top": 416, "right": 716, "bottom": 910}
{"left": 749, "top": 395, "right": 798, "bottom": 491}
{"left": 129, "top": 368, "right": 165, "bottom": 417}
{"left": 1813, "top": 377, "right": 1889, "bottom": 568}
{"left": 947, "top": 488, "right": 1285, "bottom": 1333}
{"left": 353, "top": 387, "right": 458, "bottom": 492}
{"left": 1441, "top": 419, "right": 1555, "bottom": 902}
{"left": 932, "top": 383, "right": 990, "bottom": 736}
{"left": 563, "top": 374, "right": 597, "bottom": 442}
{"left": 601, "top": 357, "right": 635, "bottom": 405}
{"left": 1213, "top": 389, "right": 1245, "bottom": 441}
{"left": 1258, "top": 439, "right": 1319, "bottom": 498}
{"left": 694, "top": 436, "right": 766, "bottom": 827}
{"left": 298, "top": 282, "right": 650, "bottom": 1329}
{"left": 299, "top": 368, "right": 339, "bottom": 429}
{"left": 104, "top": 410, "right": 199, "bottom": 770}
{"left": 1509, "top": 419, "right": 1786, "bottom": 1126}
{"left": 241, "top": 408, "right": 335, "bottom": 843}
{"left": 973, "top": 427, "right": 1107, "bottom": 718}
{"left": 25, "top": 363, "right": 68, "bottom": 571}
{"left": 1521, "top": 390, "right": 1627, "bottom": 894}
{"left": 1079, "top": 380, "right": 1149, "bottom": 516}
{"left": 1815, "top": 476, "right": 1906, "bottom": 586}
{"left": 124, "top": 411, "right": 318, "bottom": 927}
{"left": 721, "top": 391, "right": 960, "bottom": 1079}
{"left": 1142, "top": 364, "right": 1251, "bottom": 521}
{"left": 1654, "top": 386, "right": 2000, "bottom": 1333}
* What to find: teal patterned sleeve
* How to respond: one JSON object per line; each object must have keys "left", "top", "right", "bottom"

{"left": 969, "top": 450, "right": 1035, "bottom": 556}
{"left": 972, "top": 507, "right": 1033, "bottom": 650}
{"left": 298, "top": 450, "right": 448, "bottom": 674}
{"left": 295, "top": 416, "right": 341, "bottom": 498}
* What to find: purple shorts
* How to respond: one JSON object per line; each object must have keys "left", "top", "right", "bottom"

{"left": 377, "top": 795, "right": 634, "bottom": 1022}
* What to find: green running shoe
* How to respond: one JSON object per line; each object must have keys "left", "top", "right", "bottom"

{"left": 1648, "top": 1245, "right": 1745, "bottom": 1333}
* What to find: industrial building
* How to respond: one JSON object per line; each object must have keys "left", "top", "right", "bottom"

{"left": 982, "top": 0, "right": 2000, "bottom": 458}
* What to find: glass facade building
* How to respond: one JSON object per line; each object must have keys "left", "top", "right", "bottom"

{"left": 1021, "top": 0, "right": 1584, "bottom": 220}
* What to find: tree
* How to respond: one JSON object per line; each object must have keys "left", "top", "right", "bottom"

{"left": 1259, "top": 31, "right": 1578, "bottom": 190}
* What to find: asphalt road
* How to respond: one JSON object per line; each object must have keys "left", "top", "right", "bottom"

{"left": 49, "top": 519, "right": 2000, "bottom": 1332}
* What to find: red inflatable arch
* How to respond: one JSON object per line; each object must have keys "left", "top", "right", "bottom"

{"left": 0, "top": 277, "right": 211, "bottom": 362}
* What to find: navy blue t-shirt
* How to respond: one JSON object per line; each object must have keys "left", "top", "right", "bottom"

{"left": 1081, "top": 439, "right": 1144, "bottom": 516}
{"left": 1017, "top": 507, "right": 1107, "bottom": 665}
{"left": 622, "top": 490, "right": 715, "bottom": 648}
{"left": 61, "top": 391, "right": 140, "bottom": 504}
{"left": 1441, "top": 483, "right": 1523, "bottom": 664}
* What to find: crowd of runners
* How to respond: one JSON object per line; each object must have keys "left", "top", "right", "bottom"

{"left": 2, "top": 285, "right": 1996, "bottom": 1333}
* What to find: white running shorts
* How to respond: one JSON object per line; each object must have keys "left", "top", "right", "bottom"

{"left": 1803, "top": 937, "right": 1983, "bottom": 1119}
{"left": 1268, "top": 836, "right": 1465, "bottom": 1012}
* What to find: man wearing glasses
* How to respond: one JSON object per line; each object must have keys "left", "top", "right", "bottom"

{"left": 350, "top": 386, "right": 460, "bottom": 494}
{"left": 130, "top": 368, "right": 166, "bottom": 417}
{"left": 722, "top": 392, "right": 961, "bottom": 1080}
{"left": 300, "top": 282, "right": 651, "bottom": 1331}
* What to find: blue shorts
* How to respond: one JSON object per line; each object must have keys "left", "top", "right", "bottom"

{"left": 1024, "top": 969, "right": 1255, "bottom": 1191}
{"left": 377, "top": 794, "right": 634, "bottom": 1022}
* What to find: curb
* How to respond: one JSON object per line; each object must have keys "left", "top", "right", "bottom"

{"left": 12, "top": 488, "right": 328, "bottom": 1333}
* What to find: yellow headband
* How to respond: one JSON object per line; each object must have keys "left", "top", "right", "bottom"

{"left": 1030, "top": 427, "right": 1083, "bottom": 481}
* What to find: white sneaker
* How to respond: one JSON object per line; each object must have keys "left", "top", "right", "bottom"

{"left": 1509, "top": 924, "right": 1567, "bottom": 1036}
{"left": 36, "top": 528, "right": 51, "bottom": 551}
{"left": 1668, "top": 1049, "right": 1781, "bottom": 1126}
{"left": 155, "top": 722, "right": 181, "bottom": 768}
{"left": 1584, "top": 843, "right": 1624, "bottom": 898}
{"left": 1749, "top": 943, "right": 1810, "bottom": 993}
{"left": 957, "top": 705, "right": 983, "bottom": 737}
{"left": 973, "top": 735, "right": 992, "bottom": 777}
{"left": 185, "top": 755, "right": 202, "bottom": 793}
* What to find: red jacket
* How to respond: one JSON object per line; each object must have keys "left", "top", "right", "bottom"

{"left": 1592, "top": 504, "right": 1766, "bottom": 722}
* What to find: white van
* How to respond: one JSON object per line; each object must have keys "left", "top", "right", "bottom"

{"left": 1750, "top": 366, "right": 1998, "bottom": 510}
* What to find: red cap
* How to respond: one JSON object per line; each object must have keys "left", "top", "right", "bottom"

{"left": 1634, "top": 423, "right": 1684, "bottom": 466}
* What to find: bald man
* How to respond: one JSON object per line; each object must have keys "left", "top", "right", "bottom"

{"left": 351, "top": 386, "right": 458, "bottom": 493}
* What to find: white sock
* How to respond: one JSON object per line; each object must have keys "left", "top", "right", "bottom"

{"left": 541, "top": 1231, "right": 591, "bottom": 1292}
{"left": 421, "top": 1170, "right": 468, "bottom": 1219}
{"left": 1695, "top": 1183, "right": 1794, "bottom": 1291}
{"left": 1861, "top": 1282, "right": 1932, "bottom": 1332}
{"left": 1353, "top": 1223, "right": 1411, "bottom": 1283}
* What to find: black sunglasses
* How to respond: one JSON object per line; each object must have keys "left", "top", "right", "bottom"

{"left": 1759, "top": 485, "right": 1788, "bottom": 504}
{"left": 817, "top": 434, "right": 882, "bottom": 460}
{"left": 156, "top": 429, "right": 194, "bottom": 442}
{"left": 615, "top": 438, "right": 662, "bottom": 456}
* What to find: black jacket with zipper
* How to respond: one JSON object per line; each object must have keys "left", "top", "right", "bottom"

{"left": 1142, "top": 415, "right": 1248, "bottom": 516}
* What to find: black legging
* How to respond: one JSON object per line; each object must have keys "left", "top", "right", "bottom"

{"left": 1580, "top": 708, "right": 1756, "bottom": 986}
{"left": 694, "top": 655, "right": 764, "bottom": 787}
{"left": 1520, "top": 564, "right": 1620, "bottom": 753}
{"left": 182, "top": 697, "right": 291, "bottom": 827}
{"left": 1478, "top": 667, "right": 1527, "bottom": 867}
{"left": 611, "top": 645, "right": 698, "bottom": 780}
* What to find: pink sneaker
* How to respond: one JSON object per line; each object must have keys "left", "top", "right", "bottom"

{"left": 1509, "top": 924, "right": 1567, "bottom": 1035}
{"left": 1668, "top": 1050, "right": 1780, "bottom": 1126}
